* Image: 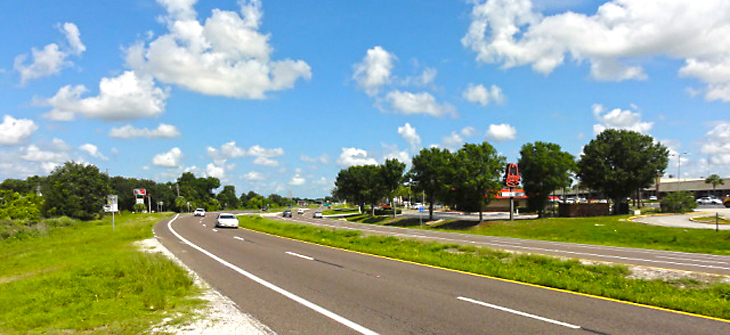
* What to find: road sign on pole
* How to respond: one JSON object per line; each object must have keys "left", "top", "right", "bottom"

{"left": 106, "top": 195, "right": 118, "bottom": 230}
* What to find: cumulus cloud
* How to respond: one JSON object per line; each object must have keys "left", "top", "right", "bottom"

{"left": 14, "top": 22, "right": 85, "bottom": 85}
{"left": 701, "top": 122, "right": 730, "bottom": 166}
{"left": 109, "top": 123, "right": 181, "bottom": 139}
{"left": 485, "top": 123, "right": 517, "bottom": 142}
{"left": 337, "top": 147, "right": 378, "bottom": 167}
{"left": 125, "top": 0, "right": 310, "bottom": 99}
{"left": 206, "top": 162, "right": 226, "bottom": 179}
{"left": 289, "top": 174, "right": 306, "bottom": 186}
{"left": 41, "top": 71, "right": 168, "bottom": 121}
{"left": 353, "top": 46, "right": 396, "bottom": 96}
{"left": 79, "top": 143, "right": 108, "bottom": 160}
{"left": 0, "top": 115, "right": 37, "bottom": 146}
{"left": 207, "top": 142, "right": 283, "bottom": 166}
{"left": 381, "top": 144, "right": 411, "bottom": 165}
{"left": 401, "top": 67, "right": 437, "bottom": 87}
{"left": 462, "top": 0, "right": 730, "bottom": 101}
{"left": 462, "top": 83, "right": 505, "bottom": 106}
{"left": 592, "top": 104, "right": 653, "bottom": 135}
{"left": 242, "top": 171, "right": 266, "bottom": 181}
{"left": 384, "top": 90, "right": 456, "bottom": 117}
{"left": 398, "top": 123, "right": 421, "bottom": 152}
{"left": 152, "top": 147, "right": 182, "bottom": 167}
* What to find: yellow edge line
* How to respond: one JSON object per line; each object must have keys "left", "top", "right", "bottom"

{"left": 239, "top": 222, "right": 729, "bottom": 324}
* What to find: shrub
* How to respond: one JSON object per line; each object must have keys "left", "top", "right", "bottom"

{"left": 660, "top": 191, "right": 697, "bottom": 213}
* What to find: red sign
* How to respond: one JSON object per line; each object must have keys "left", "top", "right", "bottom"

{"left": 504, "top": 163, "right": 521, "bottom": 188}
{"left": 133, "top": 188, "right": 146, "bottom": 196}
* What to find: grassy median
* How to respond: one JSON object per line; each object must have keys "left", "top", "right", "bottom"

{"left": 239, "top": 215, "right": 730, "bottom": 320}
{"left": 0, "top": 214, "right": 201, "bottom": 334}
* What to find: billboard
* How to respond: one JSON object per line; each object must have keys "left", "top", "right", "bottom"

{"left": 133, "top": 188, "right": 147, "bottom": 196}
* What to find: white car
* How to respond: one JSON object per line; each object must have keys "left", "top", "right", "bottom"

{"left": 215, "top": 213, "right": 238, "bottom": 228}
{"left": 193, "top": 208, "right": 205, "bottom": 217}
{"left": 297, "top": 208, "right": 305, "bottom": 214}
{"left": 696, "top": 197, "right": 722, "bottom": 205}
{"left": 313, "top": 211, "right": 323, "bottom": 218}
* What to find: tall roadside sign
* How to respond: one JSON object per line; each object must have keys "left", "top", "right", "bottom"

{"left": 503, "top": 163, "right": 521, "bottom": 221}
{"left": 104, "top": 195, "right": 118, "bottom": 230}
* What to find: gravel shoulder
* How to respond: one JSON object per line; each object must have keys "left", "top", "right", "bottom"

{"left": 135, "top": 238, "right": 275, "bottom": 335}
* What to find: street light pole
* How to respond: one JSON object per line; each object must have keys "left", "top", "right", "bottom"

{"left": 672, "top": 152, "right": 689, "bottom": 192}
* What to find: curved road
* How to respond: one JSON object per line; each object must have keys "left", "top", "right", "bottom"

{"left": 154, "top": 213, "right": 729, "bottom": 334}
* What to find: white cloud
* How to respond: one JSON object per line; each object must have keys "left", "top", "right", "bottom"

{"left": 462, "top": 0, "right": 730, "bottom": 101}
{"left": 253, "top": 156, "right": 279, "bottom": 167}
{"left": 337, "top": 147, "right": 378, "bottom": 167}
{"left": 41, "top": 71, "right": 168, "bottom": 121}
{"left": 485, "top": 123, "right": 517, "bottom": 142}
{"left": 14, "top": 22, "right": 85, "bottom": 85}
{"left": 247, "top": 144, "right": 284, "bottom": 158}
{"left": 206, "top": 162, "right": 225, "bottom": 179}
{"left": 398, "top": 123, "right": 421, "bottom": 152}
{"left": 152, "top": 147, "right": 182, "bottom": 167}
{"left": 0, "top": 115, "right": 37, "bottom": 146}
{"left": 289, "top": 174, "right": 306, "bottom": 186}
{"left": 384, "top": 90, "right": 456, "bottom": 117}
{"left": 300, "top": 154, "right": 330, "bottom": 164}
{"left": 21, "top": 145, "right": 69, "bottom": 163}
{"left": 460, "top": 126, "right": 476, "bottom": 137}
{"left": 109, "top": 123, "right": 181, "bottom": 139}
{"left": 126, "top": 0, "right": 311, "bottom": 99}
{"left": 701, "top": 122, "right": 730, "bottom": 166}
{"left": 381, "top": 144, "right": 411, "bottom": 165}
{"left": 401, "top": 67, "right": 437, "bottom": 87}
{"left": 352, "top": 46, "right": 396, "bottom": 96}
{"left": 441, "top": 127, "right": 478, "bottom": 151}
{"left": 592, "top": 104, "right": 653, "bottom": 135}
{"left": 79, "top": 143, "right": 108, "bottom": 160}
{"left": 462, "top": 83, "right": 505, "bottom": 106}
{"left": 242, "top": 171, "right": 266, "bottom": 181}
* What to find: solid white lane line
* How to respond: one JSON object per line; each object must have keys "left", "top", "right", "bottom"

{"left": 457, "top": 297, "right": 581, "bottom": 329}
{"left": 286, "top": 251, "right": 315, "bottom": 261}
{"left": 166, "top": 215, "right": 379, "bottom": 335}
{"left": 234, "top": 236, "right": 245, "bottom": 241}
{"left": 202, "top": 224, "right": 207, "bottom": 227}
{"left": 212, "top": 228, "right": 218, "bottom": 232}
{"left": 655, "top": 255, "right": 728, "bottom": 264}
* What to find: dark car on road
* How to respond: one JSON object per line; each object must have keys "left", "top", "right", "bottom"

{"left": 282, "top": 210, "right": 292, "bottom": 217}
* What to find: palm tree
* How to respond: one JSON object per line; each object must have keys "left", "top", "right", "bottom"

{"left": 704, "top": 174, "right": 724, "bottom": 197}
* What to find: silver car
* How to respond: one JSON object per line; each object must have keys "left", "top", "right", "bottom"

{"left": 215, "top": 213, "right": 239, "bottom": 228}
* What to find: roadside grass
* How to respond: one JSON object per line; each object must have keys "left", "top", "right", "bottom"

{"left": 238, "top": 215, "right": 730, "bottom": 320}
{"left": 0, "top": 213, "right": 202, "bottom": 334}
{"left": 426, "top": 216, "right": 730, "bottom": 255}
{"left": 322, "top": 208, "right": 359, "bottom": 215}
{"left": 691, "top": 215, "right": 729, "bottom": 225}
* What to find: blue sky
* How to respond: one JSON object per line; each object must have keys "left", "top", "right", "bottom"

{"left": 0, "top": 0, "right": 727, "bottom": 198}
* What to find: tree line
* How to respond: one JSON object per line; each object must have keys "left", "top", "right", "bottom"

{"left": 334, "top": 129, "right": 670, "bottom": 219}
{"left": 0, "top": 163, "right": 303, "bottom": 221}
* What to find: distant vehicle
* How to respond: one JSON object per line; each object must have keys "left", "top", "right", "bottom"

{"left": 297, "top": 208, "right": 305, "bottom": 214}
{"left": 412, "top": 203, "right": 423, "bottom": 210}
{"left": 724, "top": 198, "right": 730, "bottom": 208}
{"left": 696, "top": 197, "right": 722, "bottom": 205}
{"left": 193, "top": 208, "right": 205, "bottom": 217}
{"left": 215, "top": 213, "right": 238, "bottom": 228}
{"left": 261, "top": 206, "right": 269, "bottom": 211}
{"left": 282, "top": 210, "right": 292, "bottom": 218}
{"left": 649, "top": 196, "right": 658, "bottom": 201}
{"left": 313, "top": 211, "right": 323, "bottom": 218}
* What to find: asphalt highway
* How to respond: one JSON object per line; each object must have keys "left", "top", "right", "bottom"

{"left": 154, "top": 213, "right": 729, "bottom": 334}
{"left": 273, "top": 210, "right": 730, "bottom": 276}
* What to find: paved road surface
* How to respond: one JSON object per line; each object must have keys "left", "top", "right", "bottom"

{"left": 271, "top": 210, "right": 730, "bottom": 276}
{"left": 155, "top": 213, "right": 729, "bottom": 334}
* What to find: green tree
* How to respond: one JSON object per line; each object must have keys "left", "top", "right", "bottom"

{"left": 409, "top": 147, "right": 452, "bottom": 220}
{"left": 450, "top": 142, "right": 506, "bottom": 221}
{"left": 334, "top": 164, "right": 383, "bottom": 215}
{"left": 42, "top": 162, "right": 111, "bottom": 220}
{"left": 380, "top": 159, "right": 406, "bottom": 217}
{"left": 217, "top": 185, "right": 239, "bottom": 209}
{"left": 0, "top": 190, "right": 43, "bottom": 220}
{"left": 175, "top": 196, "right": 188, "bottom": 212}
{"left": 705, "top": 174, "right": 724, "bottom": 197}
{"left": 577, "top": 129, "right": 669, "bottom": 214}
{"left": 518, "top": 142, "right": 576, "bottom": 217}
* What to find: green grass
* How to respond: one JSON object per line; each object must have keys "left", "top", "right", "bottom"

{"left": 0, "top": 213, "right": 202, "bottom": 334}
{"left": 426, "top": 216, "right": 730, "bottom": 255}
{"left": 238, "top": 215, "right": 730, "bottom": 320}
{"left": 321, "top": 208, "right": 359, "bottom": 215}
